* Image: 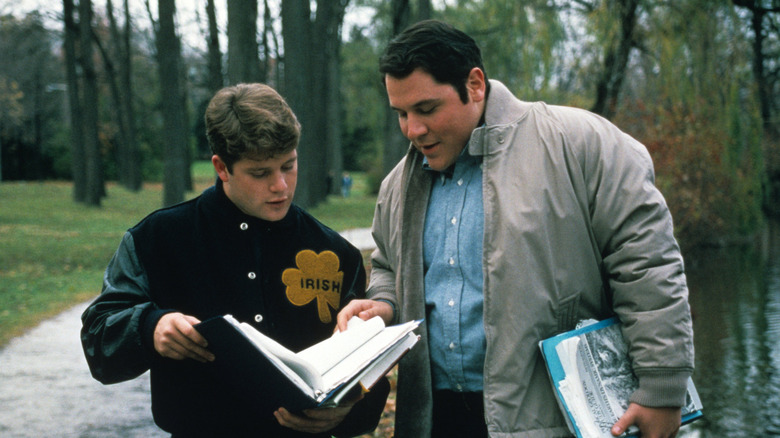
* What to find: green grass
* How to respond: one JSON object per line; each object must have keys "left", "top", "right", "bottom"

{"left": 308, "top": 174, "right": 377, "bottom": 231}
{"left": 0, "top": 163, "right": 376, "bottom": 347}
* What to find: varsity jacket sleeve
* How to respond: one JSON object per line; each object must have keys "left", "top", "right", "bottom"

{"left": 80, "top": 232, "right": 165, "bottom": 384}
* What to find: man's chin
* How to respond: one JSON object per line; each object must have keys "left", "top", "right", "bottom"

{"left": 256, "top": 204, "right": 290, "bottom": 222}
{"left": 425, "top": 159, "right": 454, "bottom": 172}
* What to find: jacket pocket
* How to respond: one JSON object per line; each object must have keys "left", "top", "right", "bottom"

{"left": 556, "top": 292, "right": 581, "bottom": 333}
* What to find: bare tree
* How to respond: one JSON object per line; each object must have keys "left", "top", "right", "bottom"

{"left": 156, "top": 0, "right": 190, "bottom": 206}
{"left": 206, "top": 0, "right": 223, "bottom": 93}
{"left": 732, "top": 0, "right": 780, "bottom": 135}
{"left": 79, "top": 0, "right": 104, "bottom": 206}
{"left": 281, "top": 0, "right": 312, "bottom": 204}
{"left": 63, "top": 0, "right": 86, "bottom": 202}
{"left": 417, "top": 0, "right": 432, "bottom": 21}
{"left": 731, "top": 0, "right": 780, "bottom": 216}
{"left": 382, "top": 0, "right": 412, "bottom": 178}
{"left": 281, "top": 0, "right": 349, "bottom": 208}
{"left": 105, "top": 0, "right": 141, "bottom": 191}
{"left": 587, "top": 0, "right": 641, "bottom": 119}
{"left": 227, "top": 0, "right": 262, "bottom": 84}
{"left": 263, "top": 0, "right": 283, "bottom": 88}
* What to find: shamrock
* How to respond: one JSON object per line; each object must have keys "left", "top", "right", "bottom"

{"left": 282, "top": 250, "right": 344, "bottom": 323}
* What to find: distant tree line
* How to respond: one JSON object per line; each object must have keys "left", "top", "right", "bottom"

{"left": 0, "top": 0, "right": 778, "bottom": 247}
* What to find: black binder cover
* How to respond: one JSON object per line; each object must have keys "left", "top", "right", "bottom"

{"left": 195, "top": 316, "right": 319, "bottom": 412}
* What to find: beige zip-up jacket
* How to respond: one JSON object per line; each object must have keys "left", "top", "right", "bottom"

{"left": 366, "top": 80, "right": 694, "bottom": 437}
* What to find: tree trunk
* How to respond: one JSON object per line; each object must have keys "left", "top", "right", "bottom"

{"left": 267, "top": 0, "right": 283, "bottom": 91}
{"left": 104, "top": 0, "right": 141, "bottom": 191}
{"left": 732, "top": 0, "right": 778, "bottom": 133}
{"left": 122, "top": 0, "right": 141, "bottom": 191}
{"left": 382, "top": 0, "right": 411, "bottom": 179}
{"left": 63, "top": 0, "right": 86, "bottom": 202}
{"left": 321, "top": 0, "right": 347, "bottom": 198}
{"left": 417, "top": 0, "right": 432, "bottom": 21}
{"left": 227, "top": 0, "right": 261, "bottom": 85}
{"left": 590, "top": 0, "right": 639, "bottom": 120}
{"left": 206, "top": 0, "right": 223, "bottom": 93}
{"left": 326, "top": 27, "right": 343, "bottom": 196}
{"left": 313, "top": 0, "right": 346, "bottom": 203}
{"left": 282, "top": 0, "right": 348, "bottom": 208}
{"left": 157, "top": 0, "right": 190, "bottom": 206}
{"left": 282, "top": 0, "right": 313, "bottom": 208}
{"left": 111, "top": 0, "right": 142, "bottom": 191}
{"left": 261, "top": 0, "right": 272, "bottom": 85}
{"left": 79, "top": 0, "right": 103, "bottom": 206}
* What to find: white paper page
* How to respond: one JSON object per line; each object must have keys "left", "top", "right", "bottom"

{"left": 324, "top": 332, "right": 419, "bottom": 407}
{"left": 297, "top": 316, "right": 385, "bottom": 376}
{"left": 358, "top": 332, "right": 419, "bottom": 389}
{"left": 320, "top": 319, "right": 421, "bottom": 391}
{"left": 555, "top": 337, "right": 603, "bottom": 438}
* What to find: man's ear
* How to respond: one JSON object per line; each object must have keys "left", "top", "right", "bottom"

{"left": 212, "top": 155, "right": 230, "bottom": 182}
{"left": 466, "top": 67, "right": 486, "bottom": 103}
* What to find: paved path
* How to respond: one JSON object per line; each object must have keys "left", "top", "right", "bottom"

{"left": 0, "top": 229, "right": 375, "bottom": 437}
{"left": 338, "top": 227, "right": 376, "bottom": 252}
{"left": 0, "top": 303, "right": 164, "bottom": 438}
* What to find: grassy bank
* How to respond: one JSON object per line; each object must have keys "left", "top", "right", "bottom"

{"left": 0, "top": 163, "right": 376, "bottom": 347}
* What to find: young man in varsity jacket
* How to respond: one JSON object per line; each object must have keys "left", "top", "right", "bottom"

{"left": 81, "top": 83, "right": 388, "bottom": 437}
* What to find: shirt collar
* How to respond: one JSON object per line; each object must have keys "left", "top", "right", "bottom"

{"left": 421, "top": 129, "right": 485, "bottom": 179}
{"left": 422, "top": 158, "right": 455, "bottom": 179}
{"left": 422, "top": 146, "right": 482, "bottom": 184}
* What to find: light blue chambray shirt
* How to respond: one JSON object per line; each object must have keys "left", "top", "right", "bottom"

{"left": 423, "top": 149, "right": 486, "bottom": 392}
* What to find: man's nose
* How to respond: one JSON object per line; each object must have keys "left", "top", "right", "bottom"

{"left": 404, "top": 115, "right": 427, "bottom": 140}
{"left": 270, "top": 172, "right": 287, "bottom": 192}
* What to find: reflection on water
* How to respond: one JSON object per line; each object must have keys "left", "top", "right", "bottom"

{"left": 679, "top": 220, "right": 780, "bottom": 437}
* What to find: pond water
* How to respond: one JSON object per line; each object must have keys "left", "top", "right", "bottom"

{"left": 679, "top": 219, "right": 780, "bottom": 437}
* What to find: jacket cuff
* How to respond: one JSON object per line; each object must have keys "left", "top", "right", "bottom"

{"left": 375, "top": 299, "right": 396, "bottom": 323}
{"left": 366, "top": 286, "right": 398, "bottom": 324}
{"left": 140, "top": 308, "right": 173, "bottom": 354}
{"left": 629, "top": 369, "right": 691, "bottom": 407}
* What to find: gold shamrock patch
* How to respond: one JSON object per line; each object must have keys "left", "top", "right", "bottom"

{"left": 282, "top": 250, "right": 344, "bottom": 323}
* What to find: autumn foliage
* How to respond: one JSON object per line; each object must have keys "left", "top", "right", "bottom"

{"left": 615, "top": 97, "right": 765, "bottom": 250}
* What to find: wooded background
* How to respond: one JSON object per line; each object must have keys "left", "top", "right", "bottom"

{"left": 1, "top": 0, "right": 779, "bottom": 248}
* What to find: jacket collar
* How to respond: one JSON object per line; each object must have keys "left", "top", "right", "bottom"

{"left": 201, "top": 178, "right": 298, "bottom": 232}
{"left": 467, "top": 79, "right": 532, "bottom": 157}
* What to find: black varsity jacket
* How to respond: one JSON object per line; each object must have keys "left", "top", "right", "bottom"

{"left": 80, "top": 180, "right": 386, "bottom": 437}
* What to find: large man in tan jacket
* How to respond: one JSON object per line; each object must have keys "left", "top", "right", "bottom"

{"left": 338, "top": 20, "right": 694, "bottom": 438}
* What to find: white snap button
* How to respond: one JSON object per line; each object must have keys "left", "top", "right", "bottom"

{"left": 248, "top": 272, "right": 256, "bottom": 279}
{"left": 240, "top": 222, "right": 249, "bottom": 230}
{"left": 254, "top": 314, "right": 263, "bottom": 323}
